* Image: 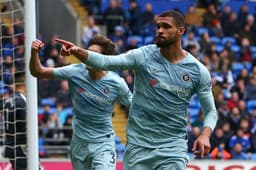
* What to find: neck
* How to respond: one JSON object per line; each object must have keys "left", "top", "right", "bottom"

{"left": 160, "top": 43, "right": 186, "bottom": 63}
{"left": 16, "top": 86, "right": 26, "bottom": 95}
{"left": 89, "top": 70, "right": 107, "bottom": 80}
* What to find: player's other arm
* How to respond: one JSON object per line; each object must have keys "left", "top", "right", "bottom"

{"left": 30, "top": 40, "right": 54, "bottom": 79}
{"left": 192, "top": 66, "right": 217, "bottom": 158}
{"left": 118, "top": 77, "right": 133, "bottom": 106}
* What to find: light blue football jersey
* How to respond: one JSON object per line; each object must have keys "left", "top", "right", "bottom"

{"left": 86, "top": 44, "right": 217, "bottom": 148}
{"left": 53, "top": 64, "right": 132, "bottom": 142}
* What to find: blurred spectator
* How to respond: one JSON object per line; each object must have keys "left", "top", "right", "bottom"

{"left": 126, "top": 37, "right": 139, "bottom": 50}
{"left": 183, "top": 31, "right": 200, "bottom": 53}
{"left": 13, "top": 17, "right": 24, "bottom": 44}
{"left": 239, "top": 118, "right": 251, "bottom": 137}
{"left": 103, "top": 0, "right": 126, "bottom": 36}
{"left": 199, "top": 32, "right": 212, "bottom": 55}
{"left": 220, "top": 5, "right": 231, "bottom": 29}
{"left": 229, "top": 128, "right": 251, "bottom": 152}
{"left": 39, "top": 129, "right": 47, "bottom": 158}
{"left": 251, "top": 110, "right": 256, "bottom": 152}
{"left": 222, "top": 122, "right": 234, "bottom": 146}
{"left": 109, "top": 25, "right": 127, "bottom": 53}
{"left": 81, "top": 16, "right": 101, "bottom": 48}
{"left": 219, "top": 49, "right": 235, "bottom": 68}
{"left": 238, "top": 25, "right": 254, "bottom": 47}
{"left": 230, "top": 78, "right": 245, "bottom": 100}
{"left": 217, "top": 100, "right": 230, "bottom": 126}
{"left": 187, "top": 126, "right": 200, "bottom": 153}
{"left": 2, "top": 27, "right": 14, "bottom": 57}
{"left": 202, "top": 3, "right": 222, "bottom": 36}
{"left": 187, "top": 44, "right": 200, "bottom": 60}
{"left": 237, "top": 4, "right": 249, "bottom": 30}
{"left": 209, "top": 52, "right": 221, "bottom": 72}
{"left": 222, "top": 11, "right": 239, "bottom": 37}
{"left": 140, "top": 3, "right": 156, "bottom": 37}
{"left": 210, "top": 142, "right": 231, "bottom": 160}
{"left": 123, "top": 71, "right": 134, "bottom": 92}
{"left": 239, "top": 38, "right": 252, "bottom": 63}
{"left": 228, "top": 107, "right": 242, "bottom": 132}
{"left": 210, "top": 127, "right": 228, "bottom": 151}
{"left": 80, "top": 0, "right": 101, "bottom": 15}
{"left": 227, "top": 91, "right": 240, "bottom": 110}
{"left": 46, "top": 113, "right": 63, "bottom": 141}
{"left": 43, "top": 34, "right": 62, "bottom": 64}
{"left": 191, "top": 110, "right": 204, "bottom": 128}
{"left": 185, "top": 5, "right": 201, "bottom": 32}
{"left": 237, "top": 100, "right": 250, "bottom": 119}
{"left": 237, "top": 68, "right": 250, "bottom": 84}
{"left": 127, "top": 0, "right": 142, "bottom": 35}
{"left": 223, "top": 42, "right": 238, "bottom": 63}
{"left": 56, "top": 80, "right": 72, "bottom": 108}
{"left": 39, "top": 104, "right": 51, "bottom": 127}
{"left": 245, "top": 74, "right": 256, "bottom": 101}
{"left": 141, "top": 3, "right": 154, "bottom": 27}
{"left": 63, "top": 115, "right": 73, "bottom": 141}
{"left": 231, "top": 143, "right": 249, "bottom": 160}
{"left": 38, "top": 79, "right": 60, "bottom": 99}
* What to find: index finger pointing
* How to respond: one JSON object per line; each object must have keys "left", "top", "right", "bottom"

{"left": 55, "top": 38, "right": 74, "bottom": 47}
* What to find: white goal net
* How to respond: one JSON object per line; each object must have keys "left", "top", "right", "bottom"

{"left": 0, "top": 0, "right": 26, "bottom": 169}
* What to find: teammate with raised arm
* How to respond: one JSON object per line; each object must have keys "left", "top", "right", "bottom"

{"left": 56, "top": 10, "right": 217, "bottom": 170}
{"left": 30, "top": 36, "right": 132, "bottom": 170}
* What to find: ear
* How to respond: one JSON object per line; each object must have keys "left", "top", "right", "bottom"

{"left": 178, "top": 27, "right": 185, "bottom": 35}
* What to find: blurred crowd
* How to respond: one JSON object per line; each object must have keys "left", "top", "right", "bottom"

{"left": 1, "top": 0, "right": 256, "bottom": 160}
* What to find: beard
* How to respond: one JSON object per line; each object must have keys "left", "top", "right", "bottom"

{"left": 155, "top": 32, "right": 178, "bottom": 48}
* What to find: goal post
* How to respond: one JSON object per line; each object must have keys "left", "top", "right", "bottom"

{"left": 24, "top": 0, "right": 39, "bottom": 169}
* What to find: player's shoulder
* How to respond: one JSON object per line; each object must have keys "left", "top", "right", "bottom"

{"left": 139, "top": 44, "right": 158, "bottom": 53}
{"left": 185, "top": 53, "right": 209, "bottom": 72}
{"left": 106, "top": 71, "right": 126, "bottom": 83}
{"left": 71, "top": 63, "right": 86, "bottom": 69}
{"left": 107, "top": 71, "right": 122, "bottom": 79}
{"left": 68, "top": 63, "right": 87, "bottom": 74}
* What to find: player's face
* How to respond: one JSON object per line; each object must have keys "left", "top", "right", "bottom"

{"left": 155, "top": 16, "right": 183, "bottom": 48}
{"left": 87, "top": 44, "right": 102, "bottom": 71}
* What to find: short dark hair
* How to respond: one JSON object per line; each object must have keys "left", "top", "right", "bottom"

{"left": 88, "top": 36, "right": 116, "bottom": 55}
{"left": 158, "top": 10, "right": 185, "bottom": 27}
{"left": 14, "top": 71, "right": 25, "bottom": 86}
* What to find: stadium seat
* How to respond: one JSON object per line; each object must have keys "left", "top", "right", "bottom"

{"left": 244, "top": 62, "right": 252, "bottom": 72}
{"left": 216, "top": 45, "right": 224, "bottom": 52}
{"left": 197, "top": 27, "right": 208, "bottom": 36}
{"left": 41, "top": 97, "right": 56, "bottom": 107}
{"left": 210, "top": 36, "right": 221, "bottom": 45}
{"left": 189, "top": 97, "right": 201, "bottom": 109}
{"left": 246, "top": 100, "right": 256, "bottom": 114}
{"left": 251, "top": 46, "right": 256, "bottom": 59}
{"left": 59, "top": 107, "right": 73, "bottom": 125}
{"left": 232, "top": 62, "right": 244, "bottom": 78}
{"left": 221, "top": 36, "right": 237, "bottom": 45}
{"left": 231, "top": 45, "right": 240, "bottom": 53}
{"left": 188, "top": 108, "right": 200, "bottom": 124}
{"left": 144, "top": 36, "right": 154, "bottom": 45}
{"left": 49, "top": 107, "right": 57, "bottom": 114}
{"left": 38, "top": 107, "right": 44, "bottom": 114}
{"left": 0, "top": 81, "right": 8, "bottom": 95}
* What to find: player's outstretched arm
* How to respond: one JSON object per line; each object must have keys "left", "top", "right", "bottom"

{"left": 55, "top": 38, "right": 89, "bottom": 63}
{"left": 30, "top": 39, "right": 54, "bottom": 79}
